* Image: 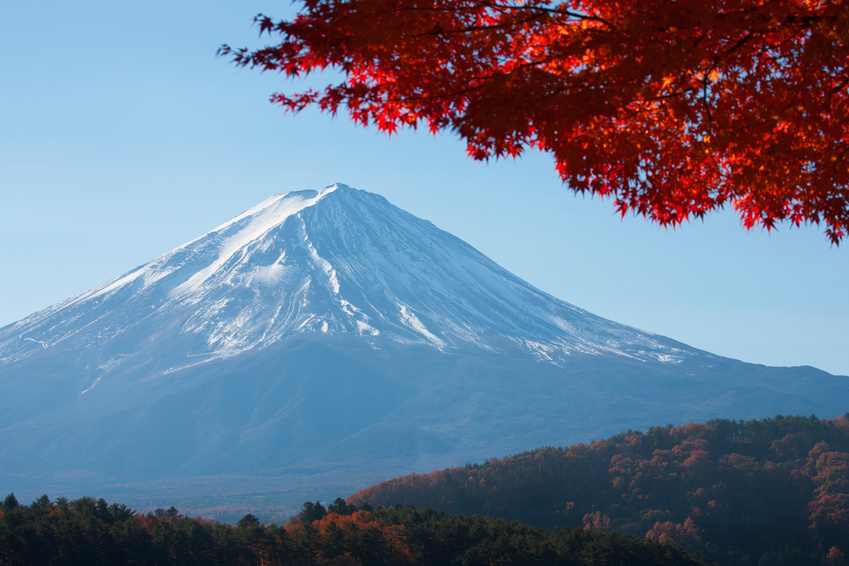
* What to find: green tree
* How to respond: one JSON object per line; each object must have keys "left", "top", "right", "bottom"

{"left": 297, "top": 501, "right": 327, "bottom": 525}
{"left": 237, "top": 513, "right": 261, "bottom": 529}
{"left": 1, "top": 493, "right": 19, "bottom": 512}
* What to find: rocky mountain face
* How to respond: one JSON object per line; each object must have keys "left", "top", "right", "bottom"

{"left": 0, "top": 184, "right": 845, "bottom": 501}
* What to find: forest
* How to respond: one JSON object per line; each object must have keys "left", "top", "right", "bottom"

{"left": 349, "top": 415, "right": 849, "bottom": 565}
{"left": 0, "top": 494, "right": 712, "bottom": 565}
{"left": 2, "top": 414, "right": 846, "bottom": 565}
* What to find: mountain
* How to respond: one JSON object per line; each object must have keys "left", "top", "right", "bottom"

{"left": 0, "top": 183, "right": 846, "bottom": 503}
{"left": 0, "top": 184, "right": 698, "bottom": 368}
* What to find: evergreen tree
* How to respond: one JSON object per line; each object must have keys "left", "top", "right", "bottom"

{"left": 1, "top": 492, "right": 19, "bottom": 512}
{"left": 297, "top": 500, "right": 327, "bottom": 525}
{"left": 237, "top": 513, "right": 261, "bottom": 529}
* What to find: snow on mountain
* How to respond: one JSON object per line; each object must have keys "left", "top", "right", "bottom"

{"left": 0, "top": 183, "right": 845, "bottom": 507}
{"left": 0, "top": 184, "right": 695, "bottom": 389}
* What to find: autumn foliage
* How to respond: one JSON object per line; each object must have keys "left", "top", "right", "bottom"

{"left": 0, "top": 495, "right": 713, "bottom": 565}
{"left": 349, "top": 414, "right": 849, "bottom": 564}
{"left": 221, "top": 0, "right": 849, "bottom": 242}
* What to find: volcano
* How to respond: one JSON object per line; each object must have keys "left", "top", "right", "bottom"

{"left": 1, "top": 184, "right": 845, "bottom": 500}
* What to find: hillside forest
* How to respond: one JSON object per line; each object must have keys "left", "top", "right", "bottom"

{"left": 349, "top": 415, "right": 849, "bottom": 565}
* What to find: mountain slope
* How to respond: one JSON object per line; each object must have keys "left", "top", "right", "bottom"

{"left": 0, "top": 183, "right": 845, "bottom": 500}
{"left": 0, "top": 184, "right": 697, "bottom": 374}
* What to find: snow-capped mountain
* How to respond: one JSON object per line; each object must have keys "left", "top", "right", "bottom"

{"left": 0, "top": 184, "right": 846, "bottom": 503}
{"left": 1, "top": 184, "right": 690, "bottom": 378}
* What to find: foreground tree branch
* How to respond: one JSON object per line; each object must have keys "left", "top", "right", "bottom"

{"left": 221, "top": 0, "right": 849, "bottom": 243}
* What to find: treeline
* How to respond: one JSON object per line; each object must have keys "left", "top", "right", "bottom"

{"left": 348, "top": 414, "right": 849, "bottom": 565}
{"left": 0, "top": 494, "right": 713, "bottom": 565}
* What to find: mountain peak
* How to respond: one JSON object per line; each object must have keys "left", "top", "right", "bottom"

{"left": 205, "top": 182, "right": 342, "bottom": 238}
{"left": 1, "top": 184, "right": 699, "bottom": 378}
{"left": 168, "top": 185, "right": 344, "bottom": 299}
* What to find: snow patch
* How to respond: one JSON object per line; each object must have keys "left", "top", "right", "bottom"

{"left": 250, "top": 262, "right": 288, "bottom": 285}
{"left": 340, "top": 300, "right": 360, "bottom": 318}
{"left": 24, "top": 337, "right": 49, "bottom": 349}
{"left": 305, "top": 239, "right": 340, "bottom": 294}
{"left": 81, "top": 376, "right": 103, "bottom": 395}
{"left": 356, "top": 321, "right": 379, "bottom": 336}
{"left": 398, "top": 304, "right": 445, "bottom": 349}
{"left": 523, "top": 339, "right": 556, "bottom": 361}
{"left": 97, "top": 355, "right": 129, "bottom": 372}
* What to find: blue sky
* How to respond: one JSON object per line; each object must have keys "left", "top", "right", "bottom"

{"left": 1, "top": 1, "right": 847, "bottom": 376}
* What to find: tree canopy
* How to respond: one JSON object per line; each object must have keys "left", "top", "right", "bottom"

{"left": 221, "top": 0, "right": 849, "bottom": 243}
{"left": 0, "top": 494, "right": 714, "bottom": 565}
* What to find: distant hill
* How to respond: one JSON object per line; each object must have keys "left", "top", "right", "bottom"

{"left": 348, "top": 414, "right": 849, "bottom": 565}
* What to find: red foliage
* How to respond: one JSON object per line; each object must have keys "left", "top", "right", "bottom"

{"left": 583, "top": 510, "right": 612, "bottom": 530}
{"left": 832, "top": 415, "right": 849, "bottom": 435}
{"left": 647, "top": 517, "right": 703, "bottom": 548}
{"left": 134, "top": 514, "right": 153, "bottom": 528}
{"left": 312, "top": 510, "right": 383, "bottom": 533}
{"left": 809, "top": 450, "right": 849, "bottom": 534}
{"left": 672, "top": 423, "right": 713, "bottom": 440}
{"left": 222, "top": 0, "right": 849, "bottom": 243}
{"left": 825, "top": 546, "right": 847, "bottom": 566}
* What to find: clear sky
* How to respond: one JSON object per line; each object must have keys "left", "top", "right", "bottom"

{"left": 1, "top": 1, "right": 847, "bottom": 376}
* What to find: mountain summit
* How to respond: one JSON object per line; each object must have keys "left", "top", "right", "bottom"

{"left": 1, "top": 183, "right": 690, "bottom": 377}
{"left": 0, "top": 184, "right": 846, "bottom": 500}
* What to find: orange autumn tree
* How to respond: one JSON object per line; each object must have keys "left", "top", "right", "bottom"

{"left": 221, "top": 0, "right": 849, "bottom": 242}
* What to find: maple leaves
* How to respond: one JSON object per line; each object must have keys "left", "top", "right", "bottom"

{"left": 220, "top": 0, "right": 849, "bottom": 242}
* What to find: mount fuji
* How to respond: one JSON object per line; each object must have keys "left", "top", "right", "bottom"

{"left": 1, "top": 184, "right": 846, "bottom": 502}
